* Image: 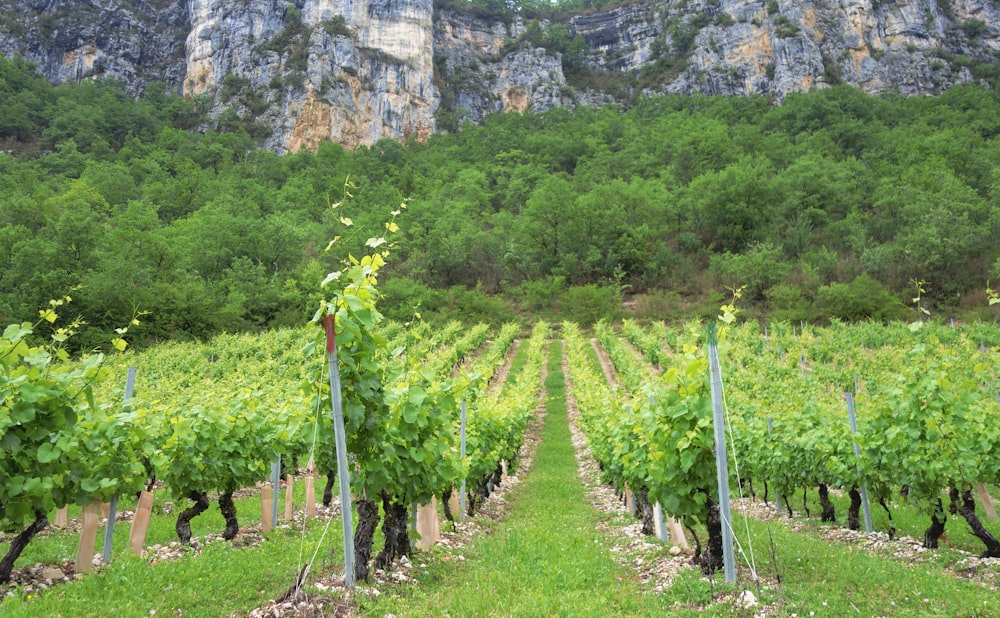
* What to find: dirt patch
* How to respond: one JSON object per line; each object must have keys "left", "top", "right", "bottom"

{"left": 486, "top": 338, "right": 521, "bottom": 398}
{"left": 590, "top": 337, "right": 618, "bottom": 386}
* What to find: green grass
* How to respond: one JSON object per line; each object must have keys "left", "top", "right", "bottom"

{"left": 716, "top": 488, "right": 1000, "bottom": 616}
{"left": 1, "top": 479, "right": 349, "bottom": 617}
{"left": 355, "top": 340, "right": 676, "bottom": 616}
{"left": 758, "top": 483, "right": 1000, "bottom": 556}
{"left": 726, "top": 512, "right": 1000, "bottom": 616}
{"left": 4, "top": 340, "right": 1000, "bottom": 617}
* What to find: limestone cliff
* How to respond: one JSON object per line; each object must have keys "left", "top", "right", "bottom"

{"left": 1, "top": 0, "right": 997, "bottom": 152}
{"left": 178, "top": 0, "right": 439, "bottom": 151}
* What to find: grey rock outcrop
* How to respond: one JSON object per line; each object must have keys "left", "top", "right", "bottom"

{"left": 1, "top": 0, "right": 996, "bottom": 151}
{"left": 0, "top": 0, "right": 189, "bottom": 96}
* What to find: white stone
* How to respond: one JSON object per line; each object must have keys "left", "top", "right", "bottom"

{"left": 41, "top": 567, "right": 65, "bottom": 581}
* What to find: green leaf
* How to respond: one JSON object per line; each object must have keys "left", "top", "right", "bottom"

{"left": 402, "top": 404, "right": 419, "bottom": 424}
{"left": 37, "top": 442, "right": 61, "bottom": 463}
{"left": 408, "top": 386, "right": 427, "bottom": 407}
{"left": 3, "top": 323, "right": 32, "bottom": 343}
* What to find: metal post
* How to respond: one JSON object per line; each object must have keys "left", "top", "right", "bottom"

{"left": 767, "top": 417, "right": 782, "bottom": 514}
{"left": 653, "top": 503, "right": 668, "bottom": 542}
{"left": 409, "top": 502, "right": 417, "bottom": 549}
{"left": 101, "top": 494, "right": 118, "bottom": 563}
{"left": 459, "top": 400, "right": 467, "bottom": 520}
{"left": 102, "top": 366, "right": 136, "bottom": 564}
{"left": 324, "top": 315, "right": 355, "bottom": 588}
{"left": 123, "top": 365, "right": 136, "bottom": 409}
{"left": 707, "top": 324, "right": 736, "bottom": 583}
{"left": 650, "top": 397, "right": 664, "bottom": 535}
{"left": 846, "top": 392, "right": 873, "bottom": 533}
{"left": 271, "top": 455, "right": 281, "bottom": 525}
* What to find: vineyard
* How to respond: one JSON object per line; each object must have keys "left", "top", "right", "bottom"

{"left": 4, "top": 290, "right": 1000, "bottom": 614}
{"left": 7, "top": 52, "right": 1000, "bottom": 615}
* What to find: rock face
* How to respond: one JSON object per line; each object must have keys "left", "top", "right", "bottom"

{"left": 1, "top": 0, "right": 997, "bottom": 151}
{"left": 177, "top": 0, "right": 439, "bottom": 151}
{"left": 0, "top": 0, "right": 189, "bottom": 95}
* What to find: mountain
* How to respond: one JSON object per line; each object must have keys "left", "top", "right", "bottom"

{"left": 1, "top": 0, "right": 997, "bottom": 152}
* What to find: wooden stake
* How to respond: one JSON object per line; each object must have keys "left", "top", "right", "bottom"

{"left": 977, "top": 483, "right": 997, "bottom": 519}
{"left": 284, "top": 474, "right": 295, "bottom": 521}
{"left": 624, "top": 484, "right": 636, "bottom": 517}
{"left": 305, "top": 475, "right": 316, "bottom": 518}
{"left": 129, "top": 491, "right": 154, "bottom": 554}
{"left": 416, "top": 498, "right": 440, "bottom": 550}
{"left": 261, "top": 484, "right": 273, "bottom": 533}
{"left": 76, "top": 503, "right": 102, "bottom": 574}
{"left": 667, "top": 516, "right": 689, "bottom": 551}
{"left": 54, "top": 506, "right": 68, "bottom": 528}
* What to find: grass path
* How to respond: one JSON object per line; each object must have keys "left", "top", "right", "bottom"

{"left": 356, "top": 340, "right": 674, "bottom": 616}
{"left": 361, "top": 338, "right": 1000, "bottom": 617}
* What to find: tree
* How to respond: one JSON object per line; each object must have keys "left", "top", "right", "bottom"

{"left": 518, "top": 174, "right": 578, "bottom": 278}
{"left": 811, "top": 274, "right": 908, "bottom": 322}
{"left": 686, "top": 154, "right": 776, "bottom": 252}
{"left": 709, "top": 243, "right": 790, "bottom": 301}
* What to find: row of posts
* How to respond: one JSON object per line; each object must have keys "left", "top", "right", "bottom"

{"left": 76, "top": 318, "right": 464, "bottom": 588}
{"left": 62, "top": 461, "right": 305, "bottom": 573}
{"left": 66, "top": 444, "right": 308, "bottom": 573}
{"left": 88, "top": 320, "right": 998, "bottom": 589}
{"left": 762, "top": 329, "right": 997, "bottom": 530}
{"left": 64, "top": 351, "right": 324, "bottom": 575}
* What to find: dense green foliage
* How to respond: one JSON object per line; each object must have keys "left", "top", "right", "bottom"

{"left": 0, "top": 300, "right": 149, "bottom": 582}
{"left": 615, "top": 317, "right": 1000, "bottom": 553}
{"left": 3, "top": 55, "right": 1000, "bottom": 349}
{"left": 0, "top": 312, "right": 143, "bottom": 523}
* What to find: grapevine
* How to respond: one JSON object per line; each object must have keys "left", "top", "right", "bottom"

{"left": 1, "top": 299, "right": 147, "bottom": 582}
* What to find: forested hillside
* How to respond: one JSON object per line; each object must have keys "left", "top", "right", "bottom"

{"left": 2, "top": 55, "right": 999, "bottom": 349}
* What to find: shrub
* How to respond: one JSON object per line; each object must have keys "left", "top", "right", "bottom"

{"left": 322, "top": 16, "right": 352, "bottom": 38}
{"left": 811, "top": 274, "right": 908, "bottom": 322}
{"left": 765, "top": 283, "right": 809, "bottom": 323}
{"left": 382, "top": 278, "right": 515, "bottom": 325}
{"left": 631, "top": 289, "right": 685, "bottom": 321}
{"left": 708, "top": 243, "right": 790, "bottom": 301}
{"left": 379, "top": 276, "right": 443, "bottom": 322}
{"left": 959, "top": 18, "right": 988, "bottom": 40}
{"left": 560, "top": 284, "right": 622, "bottom": 326}
{"left": 772, "top": 15, "right": 800, "bottom": 38}
{"left": 437, "top": 285, "right": 516, "bottom": 325}
{"left": 514, "top": 276, "right": 567, "bottom": 315}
